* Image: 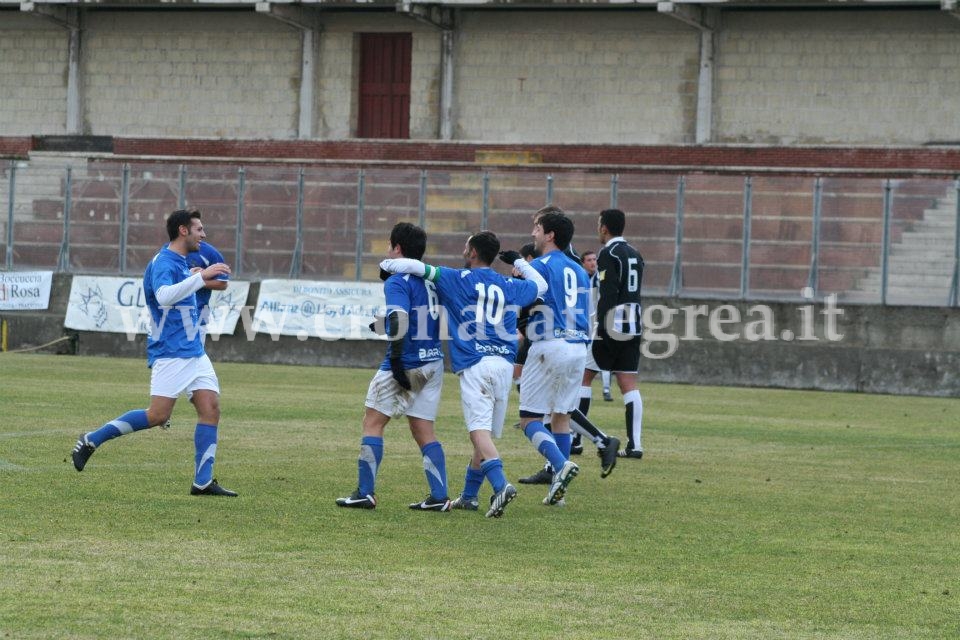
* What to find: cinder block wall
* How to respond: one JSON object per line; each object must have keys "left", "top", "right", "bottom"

{"left": 0, "top": 14, "right": 68, "bottom": 136}
{"left": 3, "top": 8, "right": 960, "bottom": 145}
{"left": 83, "top": 12, "right": 300, "bottom": 138}
{"left": 452, "top": 11, "right": 696, "bottom": 144}
{"left": 716, "top": 10, "right": 960, "bottom": 145}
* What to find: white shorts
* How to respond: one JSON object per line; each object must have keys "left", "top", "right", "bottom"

{"left": 150, "top": 354, "right": 220, "bottom": 399}
{"left": 364, "top": 359, "right": 443, "bottom": 421}
{"left": 458, "top": 356, "right": 513, "bottom": 438}
{"left": 584, "top": 342, "right": 601, "bottom": 372}
{"left": 519, "top": 340, "right": 587, "bottom": 416}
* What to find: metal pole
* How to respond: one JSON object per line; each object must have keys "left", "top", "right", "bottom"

{"left": 481, "top": 171, "right": 490, "bottom": 230}
{"left": 178, "top": 164, "right": 187, "bottom": 209}
{"left": 57, "top": 166, "right": 73, "bottom": 272}
{"left": 950, "top": 179, "right": 960, "bottom": 308}
{"left": 234, "top": 167, "right": 245, "bottom": 278}
{"left": 289, "top": 167, "right": 305, "bottom": 278}
{"left": 6, "top": 161, "right": 16, "bottom": 269}
{"left": 418, "top": 170, "right": 427, "bottom": 229}
{"left": 807, "top": 177, "right": 823, "bottom": 295}
{"left": 880, "top": 179, "right": 893, "bottom": 306}
{"left": 610, "top": 174, "right": 619, "bottom": 209}
{"left": 546, "top": 174, "right": 553, "bottom": 206}
{"left": 119, "top": 164, "right": 130, "bottom": 274}
{"left": 668, "top": 176, "right": 685, "bottom": 297}
{"left": 355, "top": 169, "right": 366, "bottom": 281}
{"left": 740, "top": 176, "right": 753, "bottom": 299}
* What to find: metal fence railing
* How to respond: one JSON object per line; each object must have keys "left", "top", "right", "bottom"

{"left": 2, "top": 159, "right": 958, "bottom": 307}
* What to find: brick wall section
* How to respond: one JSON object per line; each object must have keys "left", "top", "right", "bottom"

{"left": 0, "top": 137, "right": 32, "bottom": 157}
{"left": 97, "top": 138, "right": 960, "bottom": 174}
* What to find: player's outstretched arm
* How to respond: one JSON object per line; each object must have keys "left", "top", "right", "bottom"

{"left": 379, "top": 258, "right": 442, "bottom": 281}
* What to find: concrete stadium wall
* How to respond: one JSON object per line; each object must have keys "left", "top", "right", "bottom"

{"left": 3, "top": 274, "right": 957, "bottom": 398}
{"left": 2, "top": 8, "right": 960, "bottom": 145}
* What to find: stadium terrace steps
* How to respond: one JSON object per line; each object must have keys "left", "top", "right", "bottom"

{"left": 854, "top": 188, "right": 958, "bottom": 305}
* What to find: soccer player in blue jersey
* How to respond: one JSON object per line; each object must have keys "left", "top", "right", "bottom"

{"left": 336, "top": 223, "right": 451, "bottom": 512}
{"left": 186, "top": 238, "right": 230, "bottom": 339}
{"left": 514, "top": 206, "right": 591, "bottom": 506}
{"left": 71, "top": 209, "right": 237, "bottom": 497}
{"left": 380, "top": 230, "right": 546, "bottom": 518}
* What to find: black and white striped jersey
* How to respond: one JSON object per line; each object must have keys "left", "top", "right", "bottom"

{"left": 596, "top": 237, "right": 644, "bottom": 336}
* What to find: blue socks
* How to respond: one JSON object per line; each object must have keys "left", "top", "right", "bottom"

{"left": 358, "top": 435, "right": 384, "bottom": 497}
{"left": 87, "top": 409, "right": 150, "bottom": 447}
{"left": 523, "top": 421, "right": 567, "bottom": 470}
{"left": 554, "top": 431, "right": 572, "bottom": 460}
{"left": 420, "top": 441, "right": 448, "bottom": 500}
{"left": 461, "top": 464, "right": 485, "bottom": 500}
{"left": 480, "top": 458, "right": 507, "bottom": 493}
{"left": 193, "top": 423, "right": 218, "bottom": 488}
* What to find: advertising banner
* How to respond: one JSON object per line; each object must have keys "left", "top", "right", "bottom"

{"left": 0, "top": 271, "right": 53, "bottom": 311}
{"left": 253, "top": 280, "right": 386, "bottom": 340}
{"left": 64, "top": 275, "right": 249, "bottom": 337}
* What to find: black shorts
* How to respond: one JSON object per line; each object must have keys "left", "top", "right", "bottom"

{"left": 516, "top": 337, "right": 532, "bottom": 366}
{"left": 591, "top": 334, "right": 641, "bottom": 373}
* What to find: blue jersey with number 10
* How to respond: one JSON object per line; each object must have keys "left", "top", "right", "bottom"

{"left": 431, "top": 267, "right": 538, "bottom": 374}
{"left": 528, "top": 249, "right": 591, "bottom": 344}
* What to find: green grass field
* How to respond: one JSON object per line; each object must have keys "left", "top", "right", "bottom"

{"left": 1, "top": 353, "right": 958, "bottom": 639}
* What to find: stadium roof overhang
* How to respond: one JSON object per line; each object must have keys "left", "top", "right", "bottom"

{"left": 4, "top": 0, "right": 959, "bottom": 28}
{"left": 2, "top": 0, "right": 957, "bottom": 9}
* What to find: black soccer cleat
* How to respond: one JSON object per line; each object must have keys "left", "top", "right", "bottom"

{"left": 190, "top": 479, "right": 238, "bottom": 497}
{"left": 335, "top": 489, "right": 376, "bottom": 509}
{"left": 518, "top": 466, "right": 553, "bottom": 485}
{"left": 409, "top": 495, "right": 452, "bottom": 512}
{"left": 71, "top": 434, "right": 96, "bottom": 472}
{"left": 486, "top": 483, "right": 517, "bottom": 518}
{"left": 617, "top": 448, "right": 644, "bottom": 460}
{"left": 602, "top": 389, "right": 613, "bottom": 402}
{"left": 599, "top": 436, "right": 620, "bottom": 478}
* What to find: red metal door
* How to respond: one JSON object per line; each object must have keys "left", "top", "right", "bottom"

{"left": 358, "top": 33, "right": 412, "bottom": 139}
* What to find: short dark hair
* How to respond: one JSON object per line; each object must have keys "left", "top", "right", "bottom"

{"left": 537, "top": 211, "right": 575, "bottom": 250}
{"left": 390, "top": 222, "right": 427, "bottom": 260}
{"left": 519, "top": 242, "right": 539, "bottom": 260}
{"left": 534, "top": 204, "right": 564, "bottom": 224}
{"left": 468, "top": 230, "right": 500, "bottom": 265}
{"left": 580, "top": 250, "right": 596, "bottom": 260}
{"left": 599, "top": 208, "right": 626, "bottom": 237}
{"left": 166, "top": 209, "right": 201, "bottom": 241}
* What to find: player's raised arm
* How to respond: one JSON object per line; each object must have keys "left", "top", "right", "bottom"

{"left": 498, "top": 250, "right": 547, "bottom": 297}
{"left": 379, "top": 257, "right": 443, "bottom": 281}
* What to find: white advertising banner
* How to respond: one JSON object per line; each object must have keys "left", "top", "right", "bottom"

{"left": 64, "top": 275, "right": 250, "bottom": 337}
{"left": 253, "top": 279, "right": 386, "bottom": 340}
{"left": 0, "top": 271, "right": 53, "bottom": 310}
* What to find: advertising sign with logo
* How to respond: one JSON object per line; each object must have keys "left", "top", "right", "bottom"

{"left": 64, "top": 275, "right": 249, "bottom": 337}
{"left": 0, "top": 271, "right": 54, "bottom": 310}
{"left": 253, "top": 280, "right": 386, "bottom": 340}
